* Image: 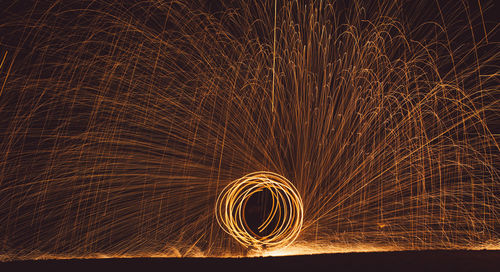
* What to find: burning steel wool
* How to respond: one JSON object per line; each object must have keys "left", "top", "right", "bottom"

{"left": 215, "top": 172, "right": 303, "bottom": 250}
{"left": 0, "top": 0, "right": 499, "bottom": 260}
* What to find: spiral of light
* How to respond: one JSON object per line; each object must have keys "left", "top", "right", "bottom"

{"left": 215, "top": 172, "right": 304, "bottom": 250}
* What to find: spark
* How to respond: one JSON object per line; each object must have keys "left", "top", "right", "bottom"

{"left": 0, "top": 0, "right": 498, "bottom": 259}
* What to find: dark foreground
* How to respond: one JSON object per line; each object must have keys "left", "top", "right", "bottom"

{"left": 2, "top": 250, "right": 499, "bottom": 272}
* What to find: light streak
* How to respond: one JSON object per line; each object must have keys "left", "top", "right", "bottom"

{"left": 215, "top": 171, "right": 303, "bottom": 250}
{"left": 0, "top": 0, "right": 498, "bottom": 259}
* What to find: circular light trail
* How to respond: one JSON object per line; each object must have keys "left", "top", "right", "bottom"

{"left": 215, "top": 171, "right": 304, "bottom": 250}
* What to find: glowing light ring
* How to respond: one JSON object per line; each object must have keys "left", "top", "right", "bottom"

{"left": 215, "top": 171, "right": 304, "bottom": 250}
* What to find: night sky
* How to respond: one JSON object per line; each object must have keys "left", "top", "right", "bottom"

{"left": 0, "top": 0, "right": 499, "bottom": 269}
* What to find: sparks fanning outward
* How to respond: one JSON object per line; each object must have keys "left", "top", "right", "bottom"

{"left": 0, "top": 0, "right": 499, "bottom": 259}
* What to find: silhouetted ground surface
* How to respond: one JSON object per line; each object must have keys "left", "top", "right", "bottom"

{"left": 1, "top": 250, "right": 499, "bottom": 272}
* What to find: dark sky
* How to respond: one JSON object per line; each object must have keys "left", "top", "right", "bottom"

{"left": 0, "top": 0, "right": 498, "bottom": 259}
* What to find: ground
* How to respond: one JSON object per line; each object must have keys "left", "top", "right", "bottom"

{"left": 2, "top": 250, "right": 499, "bottom": 272}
